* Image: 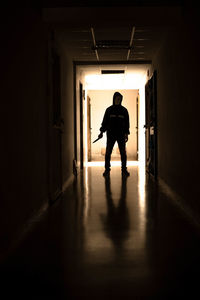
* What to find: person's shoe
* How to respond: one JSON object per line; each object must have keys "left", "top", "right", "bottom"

{"left": 122, "top": 169, "right": 130, "bottom": 177}
{"left": 103, "top": 169, "right": 110, "bottom": 177}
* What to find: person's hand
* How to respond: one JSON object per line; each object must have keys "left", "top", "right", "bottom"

{"left": 98, "top": 132, "right": 103, "bottom": 139}
{"left": 125, "top": 134, "right": 128, "bottom": 143}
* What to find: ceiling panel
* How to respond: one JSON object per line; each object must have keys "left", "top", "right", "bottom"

{"left": 56, "top": 22, "right": 167, "bottom": 62}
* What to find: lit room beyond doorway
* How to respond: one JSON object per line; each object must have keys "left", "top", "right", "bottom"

{"left": 87, "top": 89, "right": 138, "bottom": 163}
{"left": 80, "top": 66, "right": 149, "bottom": 167}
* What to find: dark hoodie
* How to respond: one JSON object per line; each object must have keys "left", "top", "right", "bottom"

{"left": 100, "top": 92, "right": 130, "bottom": 136}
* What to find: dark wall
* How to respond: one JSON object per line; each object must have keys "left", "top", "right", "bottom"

{"left": 152, "top": 5, "right": 200, "bottom": 215}
{"left": 59, "top": 46, "right": 74, "bottom": 184}
{"left": 0, "top": 9, "right": 49, "bottom": 258}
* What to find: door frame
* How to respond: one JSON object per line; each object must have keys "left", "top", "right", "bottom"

{"left": 145, "top": 70, "right": 158, "bottom": 179}
{"left": 136, "top": 92, "right": 139, "bottom": 161}
{"left": 79, "top": 82, "right": 84, "bottom": 169}
{"left": 73, "top": 63, "right": 84, "bottom": 172}
{"left": 87, "top": 95, "right": 92, "bottom": 162}
{"left": 73, "top": 61, "right": 152, "bottom": 169}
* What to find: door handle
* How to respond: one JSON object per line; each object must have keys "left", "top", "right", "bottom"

{"left": 53, "top": 125, "right": 64, "bottom": 133}
{"left": 150, "top": 126, "right": 154, "bottom": 135}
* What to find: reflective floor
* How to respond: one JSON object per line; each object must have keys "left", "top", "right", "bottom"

{"left": 1, "top": 165, "right": 200, "bottom": 299}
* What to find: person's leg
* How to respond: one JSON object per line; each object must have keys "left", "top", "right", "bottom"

{"left": 104, "top": 134, "right": 115, "bottom": 174}
{"left": 117, "top": 136, "right": 130, "bottom": 176}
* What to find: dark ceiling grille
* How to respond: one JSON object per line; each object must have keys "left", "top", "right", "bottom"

{"left": 101, "top": 70, "right": 125, "bottom": 74}
{"left": 93, "top": 40, "right": 131, "bottom": 50}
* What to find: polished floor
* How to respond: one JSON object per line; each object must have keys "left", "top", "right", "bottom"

{"left": 1, "top": 165, "right": 200, "bottom": 299}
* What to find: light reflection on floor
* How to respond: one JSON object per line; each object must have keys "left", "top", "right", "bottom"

{"left": 82, "top": 163, "right": 147, "bottom": 268}
{"left": 85, "top": 160, "right": 139, "bottom": 167}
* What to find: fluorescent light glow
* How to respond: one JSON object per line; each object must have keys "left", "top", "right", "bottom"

{"left": 85, "top": 74, "right": 144, "bottom": 90}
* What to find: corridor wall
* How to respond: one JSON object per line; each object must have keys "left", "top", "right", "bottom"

{"left": 0, "top": 8, "right": 49, "bottom": 259}
{"left": 152, "top": 5, "right": 200, "bottom": 218}
{"left": 58, "top": 38, "right": 74, "bottom": 185}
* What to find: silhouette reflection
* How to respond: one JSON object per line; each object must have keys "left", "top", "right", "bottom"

{"left": 100, "top": 175, "right": 130, "bottom": 253}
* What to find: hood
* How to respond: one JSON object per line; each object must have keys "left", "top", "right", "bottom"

{"left": 113, "top": 92, "right": 123, "bottom": 105}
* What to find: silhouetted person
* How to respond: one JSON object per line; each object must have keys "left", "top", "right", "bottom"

{"left": 98, "top": 92, "right": 130, "bottom": 177}
{"left": 100, "top": 175, "right": 130, "bottom": 253}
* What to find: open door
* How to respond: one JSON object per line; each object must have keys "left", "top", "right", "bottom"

{"left": 145, "top": 71, "right": 157, "bottom": 178}
{"left": 87, "top": 95, "right": 92, "bottom": 162}
{"left": 79, "top": 83, "right": 84, "bottom": 169}
{"left": 73, "top": 70, "right": 84, "bottom": 173}
{"left": 48, "top": 40, "right": 63, "bottom": 203}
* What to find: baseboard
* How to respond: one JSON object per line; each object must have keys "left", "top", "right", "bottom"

{"left": 158, "top": 177, "right": 200, "bottom": 233}
{"left": 62, "top": 174, "right": 74, "bottom": 193}
{"left": 1, "top": 174, "right": 74, "bottom": 263}
{"left": 0, "top": 200, "right": 49, "bottom": 263}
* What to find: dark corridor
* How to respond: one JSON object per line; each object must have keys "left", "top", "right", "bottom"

{"left": 1, "top": 3, "right": 200, "bottom": 300}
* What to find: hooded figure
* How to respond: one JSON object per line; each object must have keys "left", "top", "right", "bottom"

{"left": 98, "top": 92, "right": 130, "bottom": 177}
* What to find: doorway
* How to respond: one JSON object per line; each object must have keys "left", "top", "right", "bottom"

{"left": 75, "top": 63, "right": 149, "bottom": 170}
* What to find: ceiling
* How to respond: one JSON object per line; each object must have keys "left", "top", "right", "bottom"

{"left": 57, "top": 25, "right": 167, "bottom": 62}
{"left": 42, "top": 0, "right": 184, "bottom": 7}
{"left": 44, "top": 5, "right": 183, "bottom": 63}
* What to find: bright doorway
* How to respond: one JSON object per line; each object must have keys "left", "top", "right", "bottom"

{"left": 76, "top": 63, "right": 150, "bottom": 168}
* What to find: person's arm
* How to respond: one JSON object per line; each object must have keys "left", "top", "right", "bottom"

{"left": 125, "top": 109, "right": 130, "bottom": 142}
{"left": 99, "top": 108, "right": 109, "bottom": 136}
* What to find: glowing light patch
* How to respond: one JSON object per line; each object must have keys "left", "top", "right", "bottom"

{"left": 85, "top": 161, "right": 139, "bottom": 167}
{"left": 85, "top": 74, "right": 143, "bottom": 90}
